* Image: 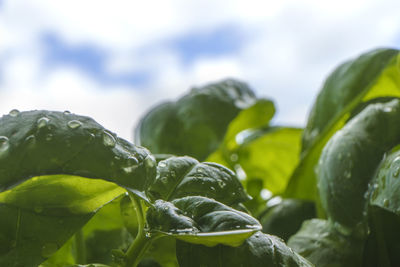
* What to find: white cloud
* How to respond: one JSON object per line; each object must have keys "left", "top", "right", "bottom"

{"left": 1, "top": 0, "right": 400, "bottom": 142}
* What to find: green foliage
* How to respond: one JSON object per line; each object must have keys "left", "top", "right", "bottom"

{"left": 2, "top": 47, "right": 400, "bottom": 266}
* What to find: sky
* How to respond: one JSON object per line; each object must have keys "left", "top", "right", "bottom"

{"left": 0, "top": 0, "right": 399, "bottom": 141}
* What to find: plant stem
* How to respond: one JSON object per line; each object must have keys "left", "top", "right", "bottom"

{"left": 124, "top": 192, "right": 152, "bottom": 267}
{"left": 74, "top": 229, "right": 86, "bottom": 264}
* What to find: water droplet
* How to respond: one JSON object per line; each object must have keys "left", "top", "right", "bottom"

{"left": 383, "top": 199, "right": 390, "bottom": 208}
{"left": 254, "top": 233, "right": 260, "bottom": 238}
{"left": 158, "top": 161, "right": 167, "bottom": 168}
{"left": 161, "top": 176, "right": 168, "bottom": 184}
{"left": 393, "top": 167, "right": 400, "bottom": 178}
{"left": 25, "top": 135, "right": 36, "bottom": 147}
{"left": 145, "top": 155, "right": 156, "bottom": 168}
{"left": 34, "top": 206, "right": 43, "bottom": 213}
{"left": 67, "top": 120, "right": 82, "bottom": 129}
{"left": 197, "top": 167, "right": 206, "bottom": 174}
{"left": 230, "top": 153, "right": 238, "bottom": 162}
{"left": 9, "top": 109, "right": 20, "bottom": 117}
{"left": 371, "top": 187, "right": 379, "bottom": 201}
{"left": 102, "top": 131, "right": 116, "bottom": 147}
{"left": 63, "top": 110, "right": 71, "bottom": 115}
{"left": 210, "top": 186, "right": 215, "bottom": 191}
{"left": 45, "top": 134, "right": 53, "bottom": 141}
{"left": 383, "top": 107, "right": 393, "bottom": 113}
{"left": 41, "top": 243, "right": 59, "bottom": 258}
{"left": 170, "top": 170, "right": 176, "bottom": 178}
{"left": 218, "top": 180, "right": 226, "bottom": 188}
{"left": 145, "top": 232, "right": 152, "bottom": 238}
{"left": 37, "top": 117, "right": 50, "bottom": 128}
{"left": 0, "top": 136, "right": 10, "bottom": 158}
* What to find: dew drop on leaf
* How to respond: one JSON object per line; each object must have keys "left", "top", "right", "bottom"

{"left": 230, "top": 153, "right": 238, "bottom": 162}
{"left": 102, "top": 131, "right": 116, "bottom": 147}
{"left": 393, "top": 167, "right": 400, "bottom": 178}
{"left": 25, "top": 135, "right": 36, "bottom": 147}
{"left": 161, "top": 177, "right": 168, "bottom": 184}
{"left": 383, "top": 199, "right": 390, "bottom": 208}
{"left": 63, "top": 110, "right": 71, "bottom": 115}
{"left": 41, "top": 242, "right": 59, "bottom": 258}
{"left": 158, "top": 161, "right": 167, "bottom": 168}
{"left": 145, "top": 155, "right": 156, "bottom": 168}
{"left": 145, "top": 232, "right": 152, "bottom": 238}
{"left": 67, "top": 120, "right": 82, "bottom": 129}
{"left": 34, "top": 206, "right": 43, "bottom": 213}
{"left": 0, "top": 136, "right": 10, "bottom": 157}
{"left": 37, "top": 117, "right": 50, "bottom": 128}
{"left": 9, "top": 109, "right": 20, "bottom": 117}
{"left": 45, "top": 134, "right": 53, "bottom": 141}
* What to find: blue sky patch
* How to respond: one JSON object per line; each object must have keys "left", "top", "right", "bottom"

{"left": 41, "top": 33, "right": 151, "bottom": 87}
{"left": 168, "top": 25, "right": 245, "bottom": 65}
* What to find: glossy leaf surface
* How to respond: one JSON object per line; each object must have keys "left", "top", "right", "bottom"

{"left": 0, "top": 110, "right": 156, "bottom": 201}
{"left": 147, "top": 156, "right": 250, "bottom": 205}
{"left": 146, "top": 196, "right": 261, "bottom": 247}
{"left": 176, "top": 231, "right": 312, "bottom": 267}
{"left": 285, "top": 48, "right": 400, "bottom": 201}
{"left": 318, "top": 99, "right": 400, "bottom": 232}
{"left": 288, "top": 219, "right": 364, "bottom": 267}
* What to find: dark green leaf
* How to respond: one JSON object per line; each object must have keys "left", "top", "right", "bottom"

{"left": 368, "top": 146, "right": 400, "bottom": 214}
{"left": 0, "top": 110, "right": 156, "bottom": 201}
{"left": 288, "top": 219, "right": 364, "bottom": 267}
{"left": 285, "top": 48, "right": 400, "bottom": 201}
{"left": 176, "top": 231, "right": 312, "bottom": 267}
{"left": 317, "top": 99, "right": 400, "bottom": 233}
{"left": 135, "top": 79, "right": 257, "bottom": 161}
{"left": 147, "top": 156, "right": 250, "bottom": 205}
{"left": 146, "top": 196, "right": 261, "bottom": 247}
{"left": 259, "top": 199, "right": 315, "bottom": 241}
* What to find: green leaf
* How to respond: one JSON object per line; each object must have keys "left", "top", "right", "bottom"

{"left": 259, "top": 199, "right": 315, "bottom": 241}
{"left": 0, "top": 110, "right": 156, "bottom": 201}
{"left": 368, "top": 146, "right": 400, "bottom": 214}
{"left": 176, "top": 231, "right": 313, "bottom": 267}
{"left": 317, "top": 99, "right": 400, "bottom": 234}
{"left": 135, "top": 79, "right": 258, "bottom": 161}
{"left": 288, "top": 219, "right": 364, "bottom": 267}
{"left": 147, "top": 156, "right": 250, "bottom": 205}
{"left": 285, "top": 48, "right": 400, "bottom": 201}
{"left": 146, "top": 196, "right": 261, "bottom": 247}
{"left": 236, "top": 127, "right": 302, "bottom": 195}
{"left": 0, "top": 175, "right": 124, "bottom": 267}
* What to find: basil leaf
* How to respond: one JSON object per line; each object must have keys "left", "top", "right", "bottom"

{"left": 285, "top": 48, "right": 400, "bottom": 201}
{"left": 147, "top": 156, "right": 250, "bottom": 205}
{"left": 368, "top": 147, "right": 400, "bottom": 214}
{"left": 0, "top": 175, "right": 124, "bottom": 267}
{"left": 318, "top": 99, "right": 400, "bottom": 234}
{"left": 259, "top": 199, "right": 315, "bottom": 241}
{"left": 135, "top": 79, "right": 257, "bottom": 161}
{"left": 288, "top": 219, "right": 364, "bottom": 267}
{"left": 0, "top": 110, "right": 156, "bottom": 201}
{"left": 176, "top": 231, "right": 312, "bottom": 267}
{"left": 146, "top": 196, "right": 261, "bottom": 247}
